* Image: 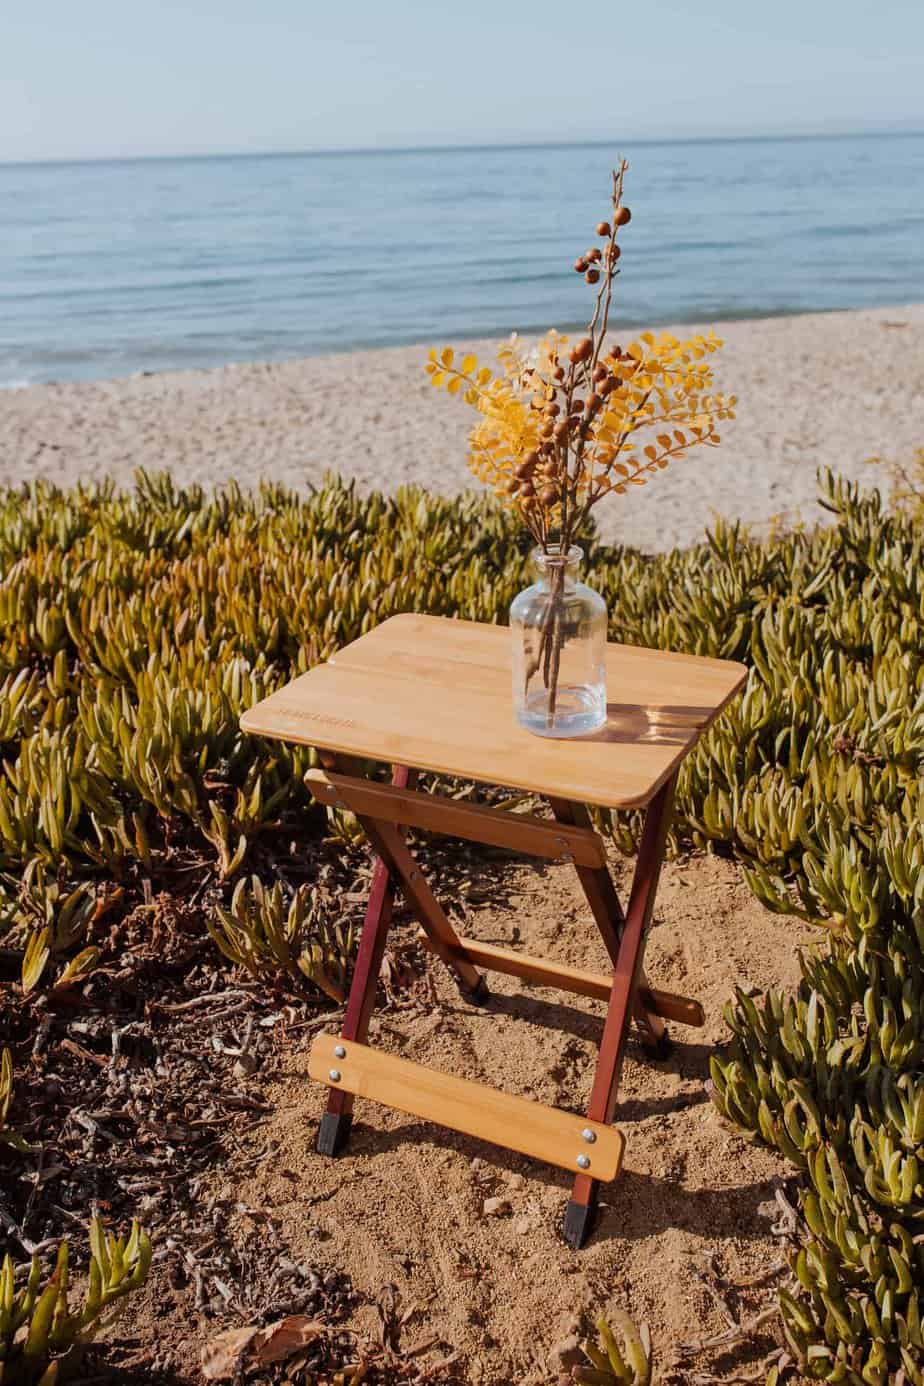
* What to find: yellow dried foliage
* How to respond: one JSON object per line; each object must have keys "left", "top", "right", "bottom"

{"left": 427, "top": 329, "right": 735, "bottom": 504}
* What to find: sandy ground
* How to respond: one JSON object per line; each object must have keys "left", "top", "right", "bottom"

{"left": 128, "top": 846, "right": 816, "bottom": 1384}
{"left": 3, "top": 304, "right": 922, "bottom": 551}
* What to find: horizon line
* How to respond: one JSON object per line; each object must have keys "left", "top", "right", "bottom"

{"left": 2, "top": 124, "right": 923, "bottom": 170}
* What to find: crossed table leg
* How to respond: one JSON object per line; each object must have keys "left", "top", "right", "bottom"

{"left": 308, "top": 758, "right": 698, "bottom": 1249}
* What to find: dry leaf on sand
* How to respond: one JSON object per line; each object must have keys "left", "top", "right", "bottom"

{"left": 253, "top": 1315, "right": 325, "bottom": 1365}
{"left": 201, "top": 1325, "right": 259, "bottom": 1381}
{"left": 201, "top": 1316, "right": 324, "bottom": 1379}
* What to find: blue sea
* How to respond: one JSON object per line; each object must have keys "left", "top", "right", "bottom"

{"left": 1, "top": 132, "right": 922, "bottom": 387}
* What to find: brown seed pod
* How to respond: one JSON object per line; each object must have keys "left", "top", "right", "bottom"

{"left": 540, "top": 421, "right": 554, "bottom": 439}
{"left": 572, "top": 398, "right": 584, "bottom": 412}
{"left": 573, "top": 257, "right": 588, "bottom": 273}
{"left": 553, "top": 420, "right": 570, "bottom": 441}
{"left": 585, "top": 391, "right": 600, "bottom": 413}
{"left": 605, "top": 243, "right": 622, "bottom": 263}
{"left": 614, "top": 206, "right": 631, "bottom": 226}
{"left": 593, "top": 363, "right": 608, "bottom": 382}
{"left": 524, "top": 450, "right": 540, "bottom": 467}
{"left": 553, "top": 366, "right": 566, "bottom": 382}
{"left": 515, "top": 460, "right": 534, "bottom": 479}
{"left": 585, "top": 268, "right": 600, "bottom": 284}
{"left": 586, "top": 247, "right": 602, "bottom": 264}
{"left": 596, "top": 221, "right": 611, "bottom": 237}
{"left": 545, "top": 401, "right": 561, "bottom": 417}
{"left": 519, "top": 481, "right": 535, "bottom": 499}
{"left": 539, "top": 486, "right": 558, "bottom": 506}
{"left": 568, "top": 338, "right": 593, "bottom": 364}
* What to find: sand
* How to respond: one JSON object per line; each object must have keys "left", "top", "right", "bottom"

{"left": 3, "top": 303, "right": 922, "bottom": 551}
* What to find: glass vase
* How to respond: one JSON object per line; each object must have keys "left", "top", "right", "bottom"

{"left": 510, "top": 545, "right": 607, "bottom": 738}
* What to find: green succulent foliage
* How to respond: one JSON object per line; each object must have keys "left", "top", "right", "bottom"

{"left": 0, "top": 1049, "right": 30, "bottom": 1155}
{"left": 0, "top": 471, "right": 538, "bottom": 881}
{"left": 573, "top": 1312, "right": 651, "bottom": 1385}
{"left": 5, "top": 864, "right": 100, "bottom": 995}
{"left": 210, "top": 875, "right": 354, "bottom": 1000}
{"left": 0, "top": 1218, "right": 152, "bottom": 1384}
{"left": 698, "top": 473, "right": 924, "bottom": 1383}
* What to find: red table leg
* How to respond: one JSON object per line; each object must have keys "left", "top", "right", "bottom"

{"left": 316, "top": 764, "right": 416, "bottom": 1157}
{"left": 550, "top": 799, "right": 669, "bottom": 1056}
{"left": 562, "top": 773, "right": 677, "bottom": 1249}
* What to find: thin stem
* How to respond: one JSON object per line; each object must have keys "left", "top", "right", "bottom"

{"left": 546, "top": 598, "right": 563, "bottom": 728}
{"left": 588, "top": 161, "right": 628, "bottom": 380}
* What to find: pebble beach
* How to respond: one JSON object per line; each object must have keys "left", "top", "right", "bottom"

{"left": 4, "top": 303, "right": 922, "bottom": 552}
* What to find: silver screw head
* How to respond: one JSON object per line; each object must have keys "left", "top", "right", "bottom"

{"left": 581, "top": 1128, "right": 597, "bottom": 1144}
{"left": 334, "top": 1044, "right": 346, "bottom": 1059}
{"left": 576, "top": 1154, "right": 591, "bottom": 1170}
{"left": 329, "top": 1068, "right": 342, "bottom": 1082}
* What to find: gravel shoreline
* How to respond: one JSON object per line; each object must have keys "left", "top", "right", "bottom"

{"left": 3, "top": 303, "right": 922, "bottom": 551}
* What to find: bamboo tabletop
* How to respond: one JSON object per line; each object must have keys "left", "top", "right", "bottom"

{"left": 241, "top": 614, "right": 747, "bottom": 809}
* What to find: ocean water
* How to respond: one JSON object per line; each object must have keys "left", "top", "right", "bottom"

{"left": 1, "top": 132, "right": 922, "bottom": 387}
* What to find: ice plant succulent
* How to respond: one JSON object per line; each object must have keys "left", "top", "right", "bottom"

{"left": 426, "top": 161, "right": 735, "bottom": 722}
{"left": 0, "top": 1218, "right": 152, "bottom": 1384}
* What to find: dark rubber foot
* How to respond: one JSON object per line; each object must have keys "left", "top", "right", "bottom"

{"left": 460, "top": 975, "right": 491, "bottom": 1007}
{"left": 316, "top": 1111, "right": 353, "bottom": 1157}
{"left": 640, "top": 1029, "right": 674, "bottom": 1061}
{"left": 562, "top": 1196, "right": 599, "bottom": 1250}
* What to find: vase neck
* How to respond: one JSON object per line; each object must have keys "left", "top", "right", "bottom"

{"left": 532, "top": 544, "right": 582, "bottom": 586}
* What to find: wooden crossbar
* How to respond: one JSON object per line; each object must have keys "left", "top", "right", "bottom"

{"left": 309, "top": 1033, "right": 625, "bottom": 1180}
{"left": 304, "top": 769, "right": 606, "bottom": 867}
{"left": 415, "top": 931, "right": 704, "bottom": 1028}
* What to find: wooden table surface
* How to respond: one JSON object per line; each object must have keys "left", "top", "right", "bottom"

{"left": 241, "top": 614, "right": 747, "bottom": 809}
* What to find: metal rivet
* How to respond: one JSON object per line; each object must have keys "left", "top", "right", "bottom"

{"left": 581, "top": 1128, "right": 597, "bottom": 1144}
{"left": 329, "top": 1069, "right": 341, "bottom": 1082}
{"left": 560, "top": 853, "right": 575, "bottom": 864}
{"left": 334, "top": 1045, "right": 346, "bottom": 1059}
{"left": 576, "top": 1154, "right": 591, "bottom": 1170}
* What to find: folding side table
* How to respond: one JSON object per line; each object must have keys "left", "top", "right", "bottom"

{"left": 241, "top": 614, "right": 746, "bottom": 1247}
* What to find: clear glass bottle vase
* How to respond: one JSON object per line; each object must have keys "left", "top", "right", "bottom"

{"left": 510, "top": 545, "right": 607, "bottom": 738}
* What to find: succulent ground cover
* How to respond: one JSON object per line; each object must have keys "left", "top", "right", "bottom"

{"left": 0, "top": 466, "right": 923, "bottom": 1382}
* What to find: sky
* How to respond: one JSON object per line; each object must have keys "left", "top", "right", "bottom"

{"left": 2, "top": 0, "right": 923, "bottom": 163}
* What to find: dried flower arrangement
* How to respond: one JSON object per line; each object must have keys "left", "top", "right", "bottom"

{"left": 426, "top": 161, "right": 736, "bottom": 725}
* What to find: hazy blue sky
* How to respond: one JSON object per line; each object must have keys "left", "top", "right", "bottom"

{"left": 3, "top": 0, "right": 923, "bottom": 162}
